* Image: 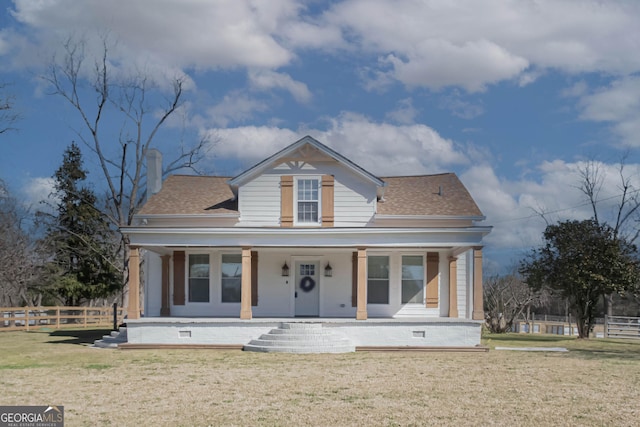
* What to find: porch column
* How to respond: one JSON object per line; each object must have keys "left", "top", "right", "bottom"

{"left": 472, "top": 247, "right": 484, "bottom": 320}
{"left": 240, "top": 247, "right": 253, "bottom": 320}
{"left": 160, "top": 254, "right": 171, "bottom": 316}
{"left": 426, "top": 253, "right": 439, "bottom": 308}
{"left": 448, "top": 256, "right": 458, "bottom": 318}
{"left": 127, "top": 247, "right": 141, "bottom": 320}
{"left": 356, "top": 247, "right": 368, "bottom": 320}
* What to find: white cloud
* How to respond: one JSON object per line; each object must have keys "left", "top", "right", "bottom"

{"left": 7, "top": 0, "right": 640, "bottom": 96}
{"left": 383, "top": 39, "right": 528, "bottom": 92}
{"left": 207, "top": 92, "right": 269, "bottom": 128}
{"left": 320, "top": 113, "right": 469, "bottom": 175}
{"left": 385, "top": 98, "right": 418, "bottom": 125}
{"left": 208, "top": 126, "right": 300, "bottom": 172}
{"left": 248, "top": 69, "right": 312, "bottom": 103}
{"left": 438, "top": 91, "right": 484, "bottom": 119}
{"left": 281, "top": 19, "right": 345, "bottom": 50}
{"left": 577, "top": 76, "right": 640, "bottom": 147}
{"left": 561, "top": 80, "right": 589, "bottom": 98}
{"left": 22, "top": 177, "right": 56, "bottom": 208}
{"left": 204, "top": 112, "right": 470, "bottom": 176}
{"left": 9, "top": 0, "right": 298, "bottom": 71}
{"left": 327, "top": 0, "right": 640, "bottom": 90}
{"left": 462, "top": 158, "right": 640, "bottom": 253}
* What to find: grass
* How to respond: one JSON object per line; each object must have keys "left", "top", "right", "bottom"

{"left": 1, "top": 329, "right": 639, "bottom": 426}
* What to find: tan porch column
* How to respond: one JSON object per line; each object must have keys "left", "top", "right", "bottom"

{"left": 356, "top": 248, "right": 368, "bottom": 320}
{"left": 160, "top": 254, "right": 171, "bottom": 316}
{"left": 448, "top": 256, "right": 458, "bottom": 318}
{"left": 240, "top": 248, "right": 253, "bottom": 319}
{"left": 426, "top": 253, "right": 439, "bottom": 308}
{"left": 127, "top": 247, "right": 141, "bottom": 320}
{"left": 472, "top": 247, "right": 484, "bottom": 320}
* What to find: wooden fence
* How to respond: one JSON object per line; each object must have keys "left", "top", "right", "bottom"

{"left": 0, "top": 306, "right": 125, "bottom": 331}
{"left": 605, "top": 315, "right": 640, "bottom": 339}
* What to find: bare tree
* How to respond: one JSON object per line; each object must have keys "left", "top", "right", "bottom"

{"left": 576, "top": 155, "right": 640, "bottom": 316}
{"left": 484, "top": 271, "right": 549, "bottom": 333}
{"left": 0, "top": 180, "right": 44, "bottom": 306}
{"left": 0, "top": 82, "right": 20, "bottom": 135}
{"left": 43, "top": 35, "right": 211, "bottom": 301}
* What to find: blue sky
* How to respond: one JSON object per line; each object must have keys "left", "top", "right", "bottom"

{"left": 1, "top": 0, "right": 640, "bottom": 272}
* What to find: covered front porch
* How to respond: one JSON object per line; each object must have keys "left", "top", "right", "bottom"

{"left": 126, "top": 245, "right": 485, "bottom": 321}
{"left": 123, "top": 243, "right": 486, "bottom": 348}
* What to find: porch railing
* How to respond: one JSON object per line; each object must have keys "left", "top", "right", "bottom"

{"left": 0, "top": 306, "right": 125, "bottom": 331}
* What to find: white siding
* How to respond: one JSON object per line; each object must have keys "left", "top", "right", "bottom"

{"left": 251, "top": 251, "right": 293, "bottom": 317}
{"left": 317, "top": 253, "right": 357, "bottom": 317}
{"left": 332, "top": 168, "right": 377, "bottom": 227}
{"left": 237, "top": 174, "right": 281, "bottom": 226}
{"left": 237, "top": 161, "right": 376, "bottom": 227}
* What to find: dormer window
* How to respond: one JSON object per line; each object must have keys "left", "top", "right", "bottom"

{"left": 296, "top": 178, "right": 320, "bottom": 224}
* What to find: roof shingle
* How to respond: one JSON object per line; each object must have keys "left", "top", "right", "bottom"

{"left": 139, "top": 175, "right": 236, "bottom": 215}
{"left": 377, "top": 174, "right": 483, "bottom": 217}
{"left": 137, "top": 173, "right": 483, "bottom": 218}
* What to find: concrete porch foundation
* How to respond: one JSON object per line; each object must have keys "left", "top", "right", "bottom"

{"left": 124, "top": 317, "right": 483, "bottom": 348}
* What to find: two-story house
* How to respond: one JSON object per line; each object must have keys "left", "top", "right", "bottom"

{"left": 121, "top": 136, "right": 491, "bottom": 351}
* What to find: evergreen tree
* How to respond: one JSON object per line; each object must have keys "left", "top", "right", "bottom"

{"left": 43, "top": 143, "right": 120, "bottom": 305}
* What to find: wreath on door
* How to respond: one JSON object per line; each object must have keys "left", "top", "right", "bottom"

{"left": 300, "top": 276, "right": 316, "bottom": 292}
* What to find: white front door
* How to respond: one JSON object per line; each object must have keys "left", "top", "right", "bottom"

{"left": 294, "top": 261, "right": 320, "bottom": 316}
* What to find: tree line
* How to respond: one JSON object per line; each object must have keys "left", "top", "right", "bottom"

{"left": 1, "top": 143, "right": 120, "bottom": 306}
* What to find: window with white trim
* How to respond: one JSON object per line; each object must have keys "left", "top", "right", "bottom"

{"left": 367, "top": 255, "right": 389, "bottom": 304}
{"left": 221, "top": 254, "right": 242, "bottom": 303}
{"left": 401, "top": 255, "right": 424, "bottom": 304}
{"left": 297, "top": 178, "right": 320, "bottom": 224}
{"left": 188, "top": 254, "right": 210, "bottom": 302}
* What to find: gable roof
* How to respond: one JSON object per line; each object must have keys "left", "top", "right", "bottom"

{"left": 137, "top": 173, "right": 483, "bottom": 218}
{"left": 228, "top": 135, "right": 386, "bottom": 190}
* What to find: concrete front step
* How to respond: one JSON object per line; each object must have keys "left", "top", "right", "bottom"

{"left": 280, "top": 322, "right": 323, "bottom": 329}
{"left": 244, "top": 322, "right": 355, "bottom": 353}
{"left": 249, "top": 338, "right": 353, "bottom": 347}
{"left": 258, "top": 334, "right": 349, "bottom": 342}
{"left": 243, "top": 344, "right": 355, "bottom": 354}
{"left": 92, "top": 327, "right": 128, "bottom": 349}
{"left": 267, "top": 329, "right": 338, "bottom": 336}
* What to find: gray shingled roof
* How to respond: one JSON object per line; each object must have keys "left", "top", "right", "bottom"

{"left": 138, "top": 173, "right": 483, "bottom": 217}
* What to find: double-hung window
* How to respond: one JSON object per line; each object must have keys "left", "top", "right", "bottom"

{"left": 297, "top": 178, "right": 319, "bottom": 224}
{"left": 367, "top": 255, "right": 389, "bottom": 304}
{"left": 188, "top": 254, "right": 210, "bottom": 302}
{"left": 401, "top": 255, "right": 424, "bottom": 304}
{"left": 221, "top": 254, "right": 242, "bottom": 303}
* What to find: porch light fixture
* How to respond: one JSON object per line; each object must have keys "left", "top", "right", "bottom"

{"left": 281, "top": 262, "right": 290, "bottom": 277}
{"left": 324, "top": 262, "right": 333, "bottom": 277}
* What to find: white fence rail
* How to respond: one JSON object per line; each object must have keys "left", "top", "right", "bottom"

{"left": 605, "top": 315, "right": 640, "bottom": 339}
